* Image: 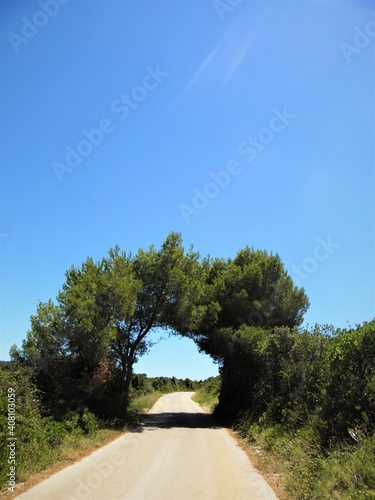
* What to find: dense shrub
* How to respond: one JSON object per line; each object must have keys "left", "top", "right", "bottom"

{"left": 0, "top": 364, "right": 101, "bottom": 490}
{"left": 215, "top": 320, "right": 375, "bottom": 443}
{"left": 323, "top": 321, "right": 375, "bottom": 438}
{"left": 219, "top": 320, "right": 375, "bottom": 498}
{"left": 192, "top": 376, "right": 221, "bottom": 412}
{"left": 0, "top": 364, "right": 63, "bottom": 488}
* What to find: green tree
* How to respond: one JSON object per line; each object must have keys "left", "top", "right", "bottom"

{"left": 277, "top": 326, "right": 331, "bottom": 429}
{"left": 179, "top": 247, "right": 309, "bottom": 421}
{"left": 10, "top": 300, "right": 73, "bottom": 416}
{"left": 323, "top": 320, "right": 375, "bottom": 436}
{"left": 214, "top": 248, "right": 308, "bottom": 330}
{"left": 102, "top": 232, "right": 200, "bottom": 413}
{"left": 12, "top": 232, "right": 203, "bottom": 419}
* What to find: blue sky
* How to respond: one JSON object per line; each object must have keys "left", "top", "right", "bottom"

{"left": 0, "top": 0, "right": 374, "bottom": 379}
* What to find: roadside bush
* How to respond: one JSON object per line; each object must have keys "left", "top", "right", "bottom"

{"left": 0, "top": 364, "right": 103, "bottom": 490}
{"left": 80, "top": 408, "right": 99, "bottom": 434}
{"left": 231, "top": 322, "right": 375, "bottom": 498}
{"left": 63, "top": 408, "right": 98, "bottom": 435}
{"left": 286, "top": 433, "right": 375, "bottom": 499}
{"left": 323, "top": 321, "right": 375, "bottom": 438}
{"left": 237, "top": 416, "right": 375, "bottom": 499}
{"left": 192, "top": 376, "right": 221, "bottom": 412}
{"left": 0, "top": 364, "right": 66, "bottom": 486}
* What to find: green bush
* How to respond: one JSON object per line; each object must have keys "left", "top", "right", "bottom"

{"left": 80, "top": 408, "right": 98, "bottom": 434}
{"left": 226, "top": 321, "right": 375, "bottom": 499}
{"left": 64, "top": 410, "right": 82, "bottom": 434}
{"left": 0, "top": 365, "right": 71, "bottom": 487}
{"left": 285, "top": 434, "right": 375, "bottom": 499}
{"left": 0, "top": 364, "right": 103, "bottom": 490}
{"left": 323, "top": 321, "right": 375, "bottom": 438}
{"left": 192, "top": 376, "right": 221, "bottom": 412}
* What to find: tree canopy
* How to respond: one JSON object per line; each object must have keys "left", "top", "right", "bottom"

{"left": 11, "top": 232, "right": 309, "bottom": 419}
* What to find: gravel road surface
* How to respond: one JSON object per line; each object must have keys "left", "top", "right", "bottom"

{"left": 17, "top": 392, "right": 277, "bottom": 500}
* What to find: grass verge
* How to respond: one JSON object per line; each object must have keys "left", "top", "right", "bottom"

{"left": 235, "top": 422, "right": 375, "bottom": 500}
{"left": 191, "top": 376, "right": 220, "bottom": 413}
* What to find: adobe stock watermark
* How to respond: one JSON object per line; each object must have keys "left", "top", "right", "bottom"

{"left": 237, "top": 310, "right": 265, "bottom": 329}
{"left": 212, "top": 0, "right": 244, "bottom": 21}
{"left": 62, "top": 433, "right": 141, "bottom": 500}
{"left": 62, "top": 452, "right": 125, "bottom": 500}
{"left": 52, "top": 65, "right": 169, "bottom": 182}
{"left": 340, "top": 11, "right": 375, "bottom": 63}
{"left": 7, "top": 0, "right": 71, "bottom": 54}
{"left": 179, "top": 106, "right": 296, "bottom": 224}
{"left": 7, "top": 388, "right": 16, "bottom": 493}
{"left": 291, "top": 236, "right": 340, "bottom": 287}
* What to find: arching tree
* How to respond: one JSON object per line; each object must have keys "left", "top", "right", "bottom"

{"left": 176, "top": 247, "right": 309, "bottom": 420}
{"left": 12, "top": 236, "right": 309, "bottom": 421}
{"left": 12, "top": 232, "right": 204, "bottom": 418}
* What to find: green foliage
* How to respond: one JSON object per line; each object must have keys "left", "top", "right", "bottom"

{"left": 323, "top": 321, "right": 375, "bottom": 437}
{"left": 131, "top": 374, "right": 198, "bottom": 396}
{"left": 127, "top": 393, "right": 164, "bottom": 422}
{"left": 131, "top": 373, "right": 154, "bottom": 395}
{"left": 9, "top": 232, "right": 374, "bottom": 498}
{"left": 192, "top": 376, "right": 221, "bottom": 412}
{"left": 236, "top": 419, "right": 375, "bottom": 499}
{"left": 79, "top": 408, "right": 99, "bottom": 435}
{"left": 215, "top": 248, "right": 309, "bottom": 330}
{"left": 229, "top": 320, "right": 375, "bottom": 498}
{"left": 63, "top": 408, "right": 98, "bottom": 435}
{"left": 0, "top": 363, "right": 118, "bottom": 491}
{"left": 180, "top": 247, "right": 309, "bottom": 419}
{"left": 214, "top": 321, "right": 375, "bottom": 440}
{"left": 12, "top": 234, "right": 309, "bottom": 425}
{"left": 12, "top": 232, "right": 204, "bottom": 420}
{"left": 0, "top": 364, "right": 68, "bottom": 488}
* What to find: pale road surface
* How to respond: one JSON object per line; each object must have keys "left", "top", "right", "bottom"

{"left": 17, "top": 392, "right": 278, "bottom": 500}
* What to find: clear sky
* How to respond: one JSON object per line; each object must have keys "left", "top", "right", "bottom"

{"left": 0, "top": 0, "right": 374, "bottom": 379}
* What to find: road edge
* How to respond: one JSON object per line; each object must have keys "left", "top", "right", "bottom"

{"left": 192, "top": 394, "right": 284, "bottom": 500}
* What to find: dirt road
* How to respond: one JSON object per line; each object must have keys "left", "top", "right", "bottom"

{"left": 17, "top": 392, "right": 277, "bottom": 500}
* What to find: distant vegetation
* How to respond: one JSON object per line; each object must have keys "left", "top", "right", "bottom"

{"left": 2, "top": 232, "right": 374, "bottom": 497}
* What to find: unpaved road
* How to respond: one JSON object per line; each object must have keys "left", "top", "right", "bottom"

{"left": 17, "top": 392, "right": 277, "bottom": 500}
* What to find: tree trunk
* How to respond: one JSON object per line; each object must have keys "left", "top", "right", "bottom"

{"left": 121, "top": 360, "right": 134, "bottom": 420}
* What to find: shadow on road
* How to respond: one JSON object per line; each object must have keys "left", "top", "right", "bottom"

{"left": 136, "top": 412, "right": 222, "bottom": 431}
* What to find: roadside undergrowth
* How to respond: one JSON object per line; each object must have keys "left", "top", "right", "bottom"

{"left": 0, "top": 392, "right": 163, "bottom": 499}
{"left": 192, "top": 376, "right": 221, "bottom": 413}
{"left": 194, "top": 375, "right": 375, "bottom": 499}
{"left": 235, "top": 421, "right": 375, "bottom": 500}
